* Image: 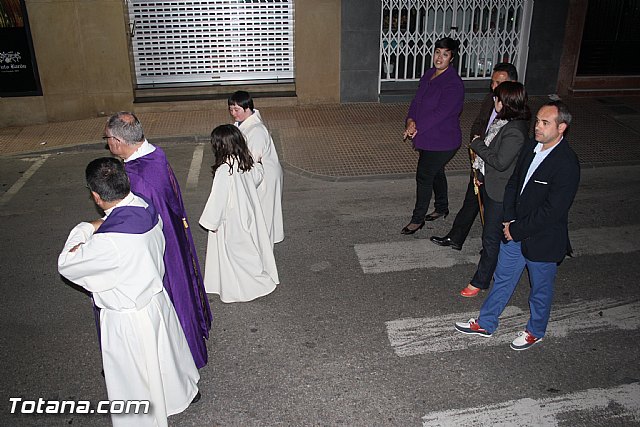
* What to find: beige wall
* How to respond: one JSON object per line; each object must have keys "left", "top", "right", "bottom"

{"left": 1, "top": 0, "right": 341, "bottom": 127}
{"left": 0, "top": 0, "right": 134, "bottom": 127}
{"left": 294, "top": 0, "right": 340, "bottom": 104}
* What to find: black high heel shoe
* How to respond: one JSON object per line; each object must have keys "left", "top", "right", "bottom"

{"left": 424, "top": 210, "right": 449, "bottom": 221}
{"left": 401, "top": 221, "right": 425, "bottom": 235}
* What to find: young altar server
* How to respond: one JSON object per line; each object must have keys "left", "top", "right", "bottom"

{"left": 228, "top": 91, "right": 284, "bottom": 245}
{"left": 58, "top": 157, "right": 200, "bottom": 427}
{"left": 200, "top": 125, "right": 279, "bottom": 302}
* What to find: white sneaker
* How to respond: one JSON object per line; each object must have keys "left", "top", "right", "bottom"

{"left": 454, "top": 318, "right": 492, "bottom": 337}
{"left": 510, "top": 330, "right": 541, "bottom": 351}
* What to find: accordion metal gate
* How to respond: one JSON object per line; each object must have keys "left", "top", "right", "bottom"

{"left": 127, "top": 0, "right": 295, "bottom": 87}
{"left": 380, "top": 0, "right": 533, "bottom": 85}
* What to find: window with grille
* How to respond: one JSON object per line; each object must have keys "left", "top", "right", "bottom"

{"left": 127, "top": 0, "right": 295, "bottom": 86}
{"left": 380, "top": 0, "right": 532, "bottom": 82}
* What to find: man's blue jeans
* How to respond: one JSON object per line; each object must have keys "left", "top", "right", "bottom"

{"left": 477, "top": 240, "right": 558, "bottom": 338}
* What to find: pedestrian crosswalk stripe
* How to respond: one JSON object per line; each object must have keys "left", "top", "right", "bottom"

{"left": 422, "top": 382, "right": 640, "bottom": 426}
{"left": 386, "top": 298, "right": 640, "bottom": 356}
{"left": 0, "top": 155, "right": 50, "bottom": 207}
{"left": 186, "top": 143, "right": 205, "bottom": 190}
{"left": 354, "top": 238, "right": 482, "bottom": 274}
{"left": 354, "top": 225, "right": 640, "bottom": 274}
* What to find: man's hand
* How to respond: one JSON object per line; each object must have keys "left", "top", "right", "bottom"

{"left": 503, "top": 222, "right": 513, "bottom": 241}
{"left": 90, "top": 219, "right": 104, "bottom": 231}
{"left": 403, "top": 119, "right": 418, "bottom": 140}
{"left": 69, "top": 243, "right": 84, "bottom": 253}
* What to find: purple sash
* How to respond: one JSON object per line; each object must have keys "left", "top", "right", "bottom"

{"left": 95, "top": 195, "right": 159, "bottom": 235}
{"left": 90, "top": 195, "right": 159, "bottom": 349}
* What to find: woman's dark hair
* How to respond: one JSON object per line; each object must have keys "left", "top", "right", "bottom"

{"left": 227, "top": 90, "right": 254, "bottom": 111}
{"left": 85, "top": 157, "right": 130, "bottom": 202}
{"left": 494, "top": 81, "right": 531, "bottom": 121}
{"left": 434, "top": 37, "right": 460, "bottom": 58}
{"left": 210, "top": 124, "right": 254, "bottom": 174}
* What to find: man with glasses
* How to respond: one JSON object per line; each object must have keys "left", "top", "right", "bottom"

{"left": 104, "top": 112, "right": 212, "bottom": 369}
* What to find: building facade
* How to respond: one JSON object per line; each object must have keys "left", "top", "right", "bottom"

{"left": 1, "top": 0, "right": 637, "bottom": 127}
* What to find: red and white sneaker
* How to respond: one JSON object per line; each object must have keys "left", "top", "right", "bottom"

{"left": 510, "top": 330, "right": 542, "bottom": 351}
{"left": 454, "top": 318, "right": 492, "bottom": 337}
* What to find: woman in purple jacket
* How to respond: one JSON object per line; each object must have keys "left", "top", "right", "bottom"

{"left": 401, "top": 37, "right": 464, "bottom": 235}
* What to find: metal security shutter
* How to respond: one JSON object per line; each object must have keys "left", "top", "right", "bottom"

{"left": 127, "top": 0, "right": 295, "bottom": 86}
{"left": 380, "top": 0, "right": 533, "bottom": 82}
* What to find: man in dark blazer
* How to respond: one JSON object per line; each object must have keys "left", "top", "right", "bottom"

{"left": 430, "top": 63, "right": 518, "bottom": 250}
{"left": 454, "top": 101, "right": 580, "bottom": 351}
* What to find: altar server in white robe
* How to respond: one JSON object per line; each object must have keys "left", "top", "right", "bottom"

{"left": 58, "top": 157, "right": 200, "bottom": 427}
{"left": 228, "top": 90, "right": 284, "bottom": 245}
{"left": 200, "top": 124, "right": 279, "bottom": 303}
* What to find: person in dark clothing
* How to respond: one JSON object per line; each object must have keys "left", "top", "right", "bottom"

{"left": 455, "top": 101, "right": 580, "bottom": 351}
{"left": 401, "top": 37, "right": 464, "bottom": 235}
{"left": 430, "top": 63, "right": 518, "bottom": 249}
{"left": 459, "top": 82, "right": 530, "bottom": 298}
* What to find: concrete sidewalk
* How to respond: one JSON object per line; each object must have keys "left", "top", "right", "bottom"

{"left": 1, "top": 96, "right": 639, "bottom": 179}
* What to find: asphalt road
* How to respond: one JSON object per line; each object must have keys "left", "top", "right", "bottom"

{"left": 1, "top": 143, "right": 639, "bottom": 426}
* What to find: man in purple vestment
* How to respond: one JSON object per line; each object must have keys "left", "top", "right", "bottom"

{"left": 104, "top": 112, "right": 212, "bottom": 369}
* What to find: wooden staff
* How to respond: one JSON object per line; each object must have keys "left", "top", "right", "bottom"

{"left": 468, "top": 145, "right": 485, "bottom": 226}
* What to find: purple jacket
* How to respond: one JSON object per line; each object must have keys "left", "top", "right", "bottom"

{"left": 407, "top": 66, "right": 464, "bottom": 151}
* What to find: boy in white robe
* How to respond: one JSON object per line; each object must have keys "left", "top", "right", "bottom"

{"left": 200, "top": 125, "right": 279, "bottom": 302}
{"left": 228, "top": 90, "right": 284, "bottom": 245}
{"left": 58, "top": 157, "right": 200, "bottom": 427}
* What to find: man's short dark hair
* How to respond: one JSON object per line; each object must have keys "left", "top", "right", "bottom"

{"left": 493, "top": 62, "right": 518, "bottom": 82}
{"left": 228, "top": 91, "right": 254, "bottom": 111}
{"left": 85, "top": 157, "right": 130, "bottom": 202}
{"left": 544, "top": 100, "right": 573, "bottom": 127}
{"left": 106, "top": 112, "right": 145, "bottom": 145}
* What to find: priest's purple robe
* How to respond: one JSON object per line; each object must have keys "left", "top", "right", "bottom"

{"left": 125, "top": 146, "right": 212, "bottom": 369}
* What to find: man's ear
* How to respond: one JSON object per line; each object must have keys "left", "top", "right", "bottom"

{"left": 558, "top": 122, "right": 568, "bottom": 135}
{"left": 90, "top": 191, "right": 102, "bottom": 207}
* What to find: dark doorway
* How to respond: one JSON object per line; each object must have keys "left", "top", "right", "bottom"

{"left": 576, "top": 0, "right": 640, "bottom": 76}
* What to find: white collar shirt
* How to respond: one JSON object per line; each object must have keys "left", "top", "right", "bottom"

{"left": 521, "top": 138, "right": 562, "bottom": 194}
{"left": 124, "top": 139, "right": 155, "bottom": 163}
{"left": 485, "top": 108, "right": 498, "bottom": 133}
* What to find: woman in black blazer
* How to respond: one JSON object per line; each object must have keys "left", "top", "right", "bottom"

{"left": 460, "top": 82, "right": 531, "bottom": 297}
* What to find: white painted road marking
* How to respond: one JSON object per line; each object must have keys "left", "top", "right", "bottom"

{"left": 0, "top": 155, "right": 50, "bottom": 207}
{"left": 186, "top": 143, "right": 205, "bottom": 190}
{"left": 422, "top": 382, "right": 640, "bottom": 426}
{"left": 386, "top": 298, "right": 640, "bottom": 356}
{"left": 354, "top": 224, "right": 640, "bottom": 274}
{"left": 354, "top": 239, "right": 481, "bottom": 274}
